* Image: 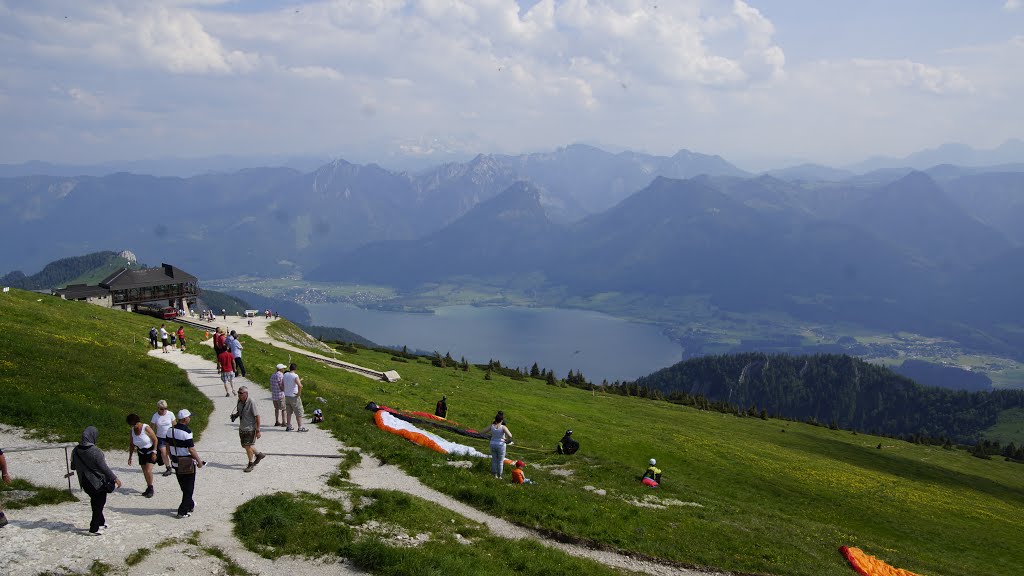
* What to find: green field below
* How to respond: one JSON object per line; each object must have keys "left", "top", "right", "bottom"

{"left": 234, "top": 325, "right": 1024, "bottom": 576}
{"left": 2, "top": 289, "right": 1022, "bottom": 576}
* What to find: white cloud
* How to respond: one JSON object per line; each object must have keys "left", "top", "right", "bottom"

{"left": 135, "top": 6, "right": 259, "bottom": 74}
{"left": 289, "top": 65, "right": 343, "bottom": 81}
{"left": 850, "top": 59, "right": 975, "bottom": 95}
{"left": 1005, "top": 0, "right": 1021, "bottom": 12}
{"left": 0, "top": 1, "right": 1020, "bottom": 167}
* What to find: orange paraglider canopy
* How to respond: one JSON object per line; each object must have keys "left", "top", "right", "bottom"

{"left": 839, "top": 546, "right": 922, "bottom": 576}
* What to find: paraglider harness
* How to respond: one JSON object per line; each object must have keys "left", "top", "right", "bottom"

{"left": 642, "top": 465, "right": 662, "bottom": 484}
{"left": 435, "top": 397, "right": 448, "bottom": 418}
{"left": 556, "top": 430, "right": 579, "bottom": 455}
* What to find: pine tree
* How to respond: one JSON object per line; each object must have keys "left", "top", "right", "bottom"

{"left": 530, "top": 363, "right": 540, "bottom": 378}
{"left": 546, "top": 371, "right": 557, "bottom": 386}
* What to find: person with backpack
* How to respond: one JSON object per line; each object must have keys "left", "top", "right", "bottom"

{"left": 70, "top": 426, "right": 121, "bottom": 535}
{"left": 148, "top": 327, "right": 158, "bottom": 349}
{"left": 556, "top": 429, "right": 579, "bottom": 454}
{"left": 434, "top": 395, "right": 448, "bottom": 418}
{"left": 642, "top": 458, "right": 662, "bottom": 487}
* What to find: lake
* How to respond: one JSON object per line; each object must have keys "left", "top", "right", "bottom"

{"left": 306, "top": 303, "right": 683, "bottom": 383}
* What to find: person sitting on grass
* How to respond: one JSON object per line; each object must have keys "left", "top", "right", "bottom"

{"left": 641, "top": 458, "right": 662, "bottom": 487}
{"left": 556, "top": 429, "right": 579, "bottom": 454}
{"left": 511, "top": 460, "right": 534, "bottom": 484}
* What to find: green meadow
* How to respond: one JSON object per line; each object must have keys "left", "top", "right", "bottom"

{"left": 1, "top": 289, "right": 1021, "bottom": 575}
{"left": 0, "top": 289, "right": 211, "bottom": 449}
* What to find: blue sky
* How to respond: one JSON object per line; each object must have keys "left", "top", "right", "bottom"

{"left": 0, "top": 0, "right": 1021, "bottom": 170}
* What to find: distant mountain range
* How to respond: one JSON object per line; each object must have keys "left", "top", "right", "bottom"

{"left": 3, "top": 142, "right": 1024, "bottom": 361}
{"left": 847, "top": 139, "right": 1024, "bottom": 173}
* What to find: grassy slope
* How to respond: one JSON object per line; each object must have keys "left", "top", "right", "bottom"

{"left": 63, "top": 257, "right": 134, "bottom": 287}
{"left": 0, "top": 289, "right": 212, "bottom": 450}
{"left": 2, "top": 296, "right": 1021, "bottom": 575}
{"left": 231, "top": 324, "right": 1024, "bottom": 576}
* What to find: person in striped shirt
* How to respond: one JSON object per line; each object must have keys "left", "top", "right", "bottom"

{"left": 269, "top": 363, "right": 287, "bottom": 427}
{"left": 167, "top": 409, "right": 204, "bottom": 518}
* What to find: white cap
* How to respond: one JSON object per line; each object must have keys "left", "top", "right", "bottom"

{"left": 276, "top": 363, "right": 287, "bottom": 370}
{"left": 178, "top": 409, "right": 191, "bottom": 419}
{"left": 649, "top": 458, "right": 656, "bottom": 465}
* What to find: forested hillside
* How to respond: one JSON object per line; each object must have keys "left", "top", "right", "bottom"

{"left": 635, "top": 353, "right": 1024, "bottom": 443}
{"left": 0, "top": 250, "right": 134, "bottom": 289}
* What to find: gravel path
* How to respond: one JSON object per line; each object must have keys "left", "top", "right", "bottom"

{"left": 0, "top": 349, "right": 360, "bottom": 576}
{"left": 0, "top": 330, "right": 722, "bottom": 576}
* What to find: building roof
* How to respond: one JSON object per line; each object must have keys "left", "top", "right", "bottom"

{"left": 100, "top": 264, "right": 198, "bottom": 290}
{"left": 54, "top": 284, "right": 110, "bottom": 300}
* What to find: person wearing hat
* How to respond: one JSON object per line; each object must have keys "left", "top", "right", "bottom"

{"left": 269, "top": 363, "right": 287, "bottom": 427}
{"left": 434, "top": 395, "right": 448, "bottom": 418}
{"left": 511, "top": 460, "right": 534, "bottom": 484}
{"left": 556, "top": 429, "right": 579, "bottom": 455}
{"left": 167, "top": 409, "right": 204, "bottom": 518}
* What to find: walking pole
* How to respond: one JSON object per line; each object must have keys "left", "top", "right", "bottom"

{"left": 64, "top": 446, "right": 72, "bottom": 493}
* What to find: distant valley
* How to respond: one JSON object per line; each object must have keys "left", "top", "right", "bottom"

{"left": 3, "top": 143, "right": 1024, "bottom": 388}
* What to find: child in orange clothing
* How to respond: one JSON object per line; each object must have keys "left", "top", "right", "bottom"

{"left": 511, "top": 460, "right": 534, "bottom": 484}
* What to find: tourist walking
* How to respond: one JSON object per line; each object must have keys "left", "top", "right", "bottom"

{"left": 270, "top": 363, "right": 287, "bottom": 426}
{"left": 227, "top": 330, "right": 245, "bottom": 377}
{"left": 70, "top": 426, "right": 121, "bottom": 535}
{"left": 0, "top": 447, "right": 10, "bottom": 528}
{"left": 488, "top": 411, "right": 513, "bottom": 479}
{"left": 283, "top": 363, "right": 307, "bottom": 432}
{"left": 148, "top": 327, "right": 158, "bottom": 349}
{"left": 167, "top": 409, "right": 204, "bottom": 519}
{"left": 218, "top": 347, "right": 236, "bottom": 397}
{"left": 213, "top": 327, "right": 227, "bottom": 355}
{"left": 231, "top": 386, "right": 266, "bottom": 472}
{"left": 151, "top": 400, "right": 176, "bottom": 477}
{"left": 159, "top": 324, "right": 170, "bottom": 353}
{"left": 126, "top": 414, "right": 159, "bottom": 497}
{"left": 176, "top": 326, "right": 186, "bottom": 351}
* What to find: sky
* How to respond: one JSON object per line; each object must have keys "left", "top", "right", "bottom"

{"left": 1, "top": 0, "right": 1022, "bottom": 170}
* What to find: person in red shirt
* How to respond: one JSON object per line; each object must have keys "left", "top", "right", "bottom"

{"left": 213, "top": 327, "right": 227, "bottom": 354}
{"left": 511, "top": 460, "right": 533, "bottom": 484}
{"left": 176, "top": 326, "right": 186, "bottom": 351}
{"left": 218, "top": 349, "right": 236, "bottom": 397}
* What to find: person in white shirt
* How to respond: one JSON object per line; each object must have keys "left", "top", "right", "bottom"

{"left": 283, "top": 363, "right": 307, "bottom": 432}
{"left": 126, "top": 413, "right": 159, "bottom": 497}
{"left": 151, "top": 400, "right": 177, "bottom": 477}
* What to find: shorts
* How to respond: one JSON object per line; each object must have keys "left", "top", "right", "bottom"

{"left": 239, "top": 430, "right": 256, "bottom": 447}
{"left": 137, "top": 446, "right": 156, "bottom": 467}
{"left": 273, "top": 398, "right": 285, "bottom": 410}
{"left": 285, "top": 395, "right": 304, "bottom": 418}
{"left": 221, "top": 372, "right": 234, "bottom": 384}
{"left": 161, "top": 338, "right": 169, "bottom": 346}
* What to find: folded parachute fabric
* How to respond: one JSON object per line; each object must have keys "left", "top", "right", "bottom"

{"left": 839, "top": 546, "right": 923, "bottom": 576}
{"left": 374, "top": 409, "right": 488, "bottom": 458}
